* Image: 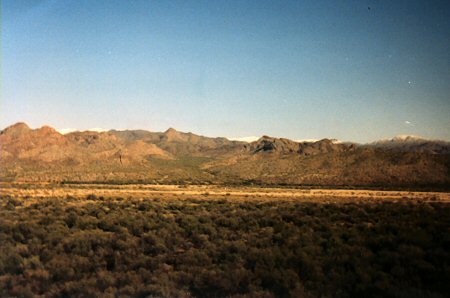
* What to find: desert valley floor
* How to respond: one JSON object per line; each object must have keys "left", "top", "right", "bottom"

{"left": 1, "top": 183, "right": 450, "bottom": 297}
{"left": 1, "top": 182, "right": 450, "bottom": 202}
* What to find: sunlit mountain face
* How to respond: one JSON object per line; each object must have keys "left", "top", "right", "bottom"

{"left": 2, "top": 122, "right": 449, "bottom": 188}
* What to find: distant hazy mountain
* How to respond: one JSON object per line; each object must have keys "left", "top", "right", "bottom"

{"left": 368, "top": 135, "right": 450, "bottom": 154}
{"left": 1, "top": 123, "right": 449, "bottom": 188}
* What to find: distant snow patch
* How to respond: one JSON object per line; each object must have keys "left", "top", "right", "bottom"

{"left": 392, "top": 135, "right": 424, "bottom": 141}
{"left": 86, "top": 128, "right": 107, "bottom": 133}
{"left": 227, "top": 136, "right": 260, "bottom": 143}
{"left": 56, "top": 128, "right": 77, "bottom": 134}
{"left": 56, "top": 127, "right": 108, "bottom": 134}
{"left": 295, "top": 139, "right": 318, "bottom": 143}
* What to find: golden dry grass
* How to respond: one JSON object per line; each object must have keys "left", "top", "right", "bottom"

{"left": 1, "top": 182, "right": 448, "bottom": 204}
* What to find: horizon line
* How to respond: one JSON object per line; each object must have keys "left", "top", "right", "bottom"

{"left": 2, "top": 121, "right": 450, "bottom": 144}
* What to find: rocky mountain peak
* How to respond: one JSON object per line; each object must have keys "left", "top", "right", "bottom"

{"left": 1, "top": 122, "right": 32, "bottom": 136}
{"left": 391, "top": 135, "right": 425, "bottom": 142}
{"left": 165, "top": 127, "right": 178, "bottom": 134}
{"left": 37, "top": 125, "right": 59, "bottom": 135}
{"left": 162, "top": 127, "right": 185, "bottom": 142}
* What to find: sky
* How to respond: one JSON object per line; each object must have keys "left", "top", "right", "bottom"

{"left": 1, "top": 0, "right": 449, "bottom": 143}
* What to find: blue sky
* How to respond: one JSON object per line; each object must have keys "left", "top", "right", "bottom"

{"left": 2, "top": 0, "right": 449, "bottom": 142}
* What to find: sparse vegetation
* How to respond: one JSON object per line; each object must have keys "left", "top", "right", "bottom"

{"left": 0, "top": 189, "right": 449, "bottom": 297}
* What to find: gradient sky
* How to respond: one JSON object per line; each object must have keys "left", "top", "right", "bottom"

{"left": 2, "top": 0, "right": 450, "bottom": 142}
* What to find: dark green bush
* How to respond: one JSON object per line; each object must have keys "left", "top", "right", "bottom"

{"left": 0, "top": 196, "right": 449, "bottom": 297}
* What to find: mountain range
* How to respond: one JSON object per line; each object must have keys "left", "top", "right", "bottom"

{"left": 1, "top": 122, "right": 449, "bottom": 188}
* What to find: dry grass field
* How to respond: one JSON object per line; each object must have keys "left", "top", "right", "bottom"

{"left": 1, "top": 183, "right": 450, "bottom": 297}
{"left": 1, "top": 182, "right": 449, "bottom": 203}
